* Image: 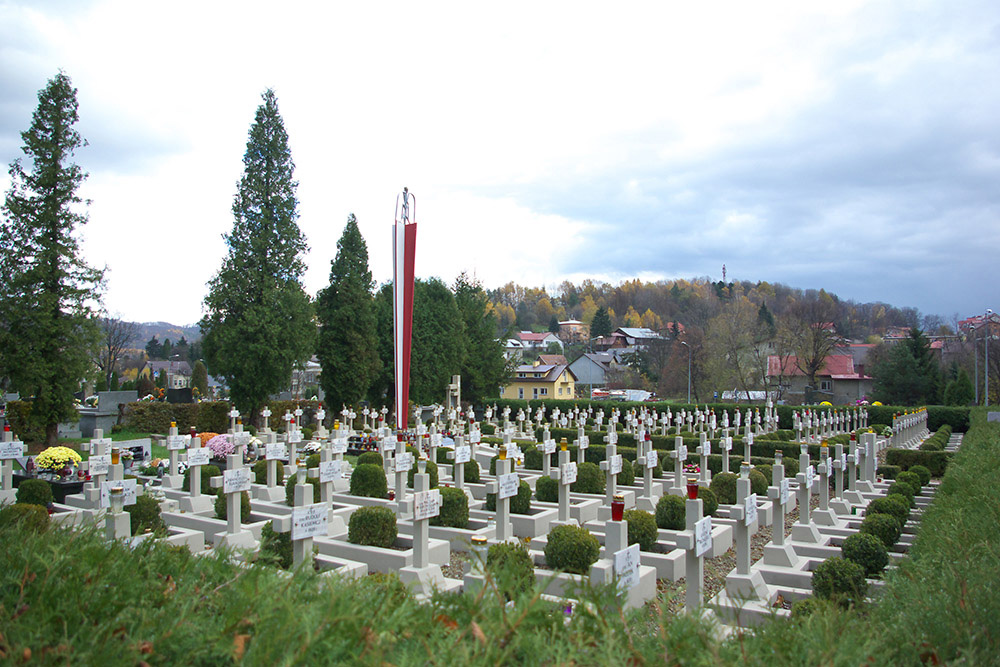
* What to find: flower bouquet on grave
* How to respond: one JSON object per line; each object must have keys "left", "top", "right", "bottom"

{"left": 35, "top": 446, "right": 82, "bottom": 474}
{"left": 197, "top": 432, "right": 220, "bottom": 446}
{"left": 206, "top": 434, "right": 235, "bottom": 460}
{"left": 683, "top": 463, "right": 701, "bottom": 475}
{"left": 302, "top": 441, "right": 322, "bottom": 454}
{"left": 881, "top": 427, "right": 893, "bottom": 438}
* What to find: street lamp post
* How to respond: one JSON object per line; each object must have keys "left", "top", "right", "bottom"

{"left": 679, "top": 341, "right": 691, "bottom": 405}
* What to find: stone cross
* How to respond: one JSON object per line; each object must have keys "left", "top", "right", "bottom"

{"left": 487, "top": 454, "right": 516, "bottom": 542}
{"left": 162, "top": 421, "right": 187, "bottom": 489}
{"left": 0, "top": 425, "right": 24, "bottom": 504}
{"left": 637, "top": 433, "right": 658, "bottom": 507}
{"left": 790, "top": 444, "right": 822, "bottom": 543}
{"left": 577, "top": 428, "right": 592, "bottom": 465}
{"left": 180, "top": 429, "right": 214, "bottom": 513}
{"left": 409, "top": 461, "right": 440, "bottom": 571}
{"left": 264, "top": 431, "right": 284, "bottom": 489}
{"left": 698, "top": 433, "right": 710, "bottom": 485}
{"left": 812, "top": 444, "right": 838, "bottom": 525}
{"left": 762, "top": 451, "right": 800, "bottom": 567}
{"left": 743, "top": 431, "right": 753, "bottom": 466}
{"left": 393, "top": 437, "right": 411, "bottom": 514}
{"left": 550, "top": 444, "right": 576, "bottom": 523}
{"left": 721, "top": 436, "right": 732, "bottom": 475}
{"left": 209, "top": 448, "right": 256, "bottom": 550}
{"left": 448, "top": 435, "right": 471, "bottom": 490}
{"left": 677, "top": 496, "right": 709, "bottom": 612}
{"left": 289, "top": 477, "right": 320, "bottom": 567}
{"left": 599, "top": 442, "right": 623, "bottom": 506}
{"left": 671, "top": 435, "right": 688, "bottom": 494}
{"left": 314, "top": 405, "right": 328, "bottom": 440}
{"left": 537, "top": 437, "right": 556, "bottom": 478}
{"left": 260, "top": 406, "right": 272, "bottom": 434}
{"left": 733, "top": 462, "right": 758, "bottom": 578}
{"left": 84, "top": 430, "right": 113, "bottom": 505}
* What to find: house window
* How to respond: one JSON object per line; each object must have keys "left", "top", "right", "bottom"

{"left": 533, "top": 388, "right": 538, "bottom": 399}
{"left": 540, "top": 388, "right": 548, "bottom": 396}
{"left": 518, "top": 388, "right": 524, "bottom": 399}
{"left": 820, "top": 380, "right": 832, "bottom": 392}
{"left": 558, "top": 387, "right": 563, "bottom": 395}
{"left": 517, "top": 372, "right": 525, "bottom": 378}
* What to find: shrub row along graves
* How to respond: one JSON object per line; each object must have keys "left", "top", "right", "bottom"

{"left": 0, "top": 396, "right": 952, "bottom": 628}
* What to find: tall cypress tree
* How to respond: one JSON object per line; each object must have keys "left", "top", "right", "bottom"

{"left": 201, "top": 89, "right": 314, "bottom": 419}
{"left": 0, "top": 72, "right": 103, "bottom": 446}
{"left": 316, "top": 214, "right": 381, "bottom": 409}
{"left": 454, "top": 272, "right": 510, "bottom": 403}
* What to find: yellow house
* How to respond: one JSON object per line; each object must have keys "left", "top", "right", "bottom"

{"left": 502, "top": 360, "right": 577, "bottom": 401}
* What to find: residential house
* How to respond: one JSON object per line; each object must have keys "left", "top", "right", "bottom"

{"left": 290, "top": 356, "right": 323, "bottom": 400}
{"left": 501, "top": 360, "right": 577, "bottom": 400}
{"left": 502, "top": 338, "right": 524, "bottom": 361}
{"left": 608, "top": 327, "right": 666, "bottom": 350}
{"left": 557, "top": 319, "right": 589, "bottom": 344}
{"left": 537, "top": 354, "right": 568, "bottom": 366}
{"left": 568, "top": 352, "right": 618, "bottom": 390}
{"left": 766, "top": 354, "right": 873, "bottom": 405}
{"left": 144, "top": 360, "right": 192, "bottom": 389}
{"left": 515, "top": 331, "right": 563, "bottom": 351}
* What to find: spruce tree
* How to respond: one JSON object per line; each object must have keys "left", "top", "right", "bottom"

{"left": 591, "top": 307, "right": 613, "bottom": 338}
{"left": 454, "top": 273, "right": 510, "bottom": 404}
{"left": 0, "top": 72, "right": 103, "bottom": 446}
{"left": 191, "top": 360, "right": 209, "bottom": 397}
{"left": 200, "top": 89, "right": 314, "bottom": 419}
{"left": 316, "top": 214, "right": 381, "bottom": 409}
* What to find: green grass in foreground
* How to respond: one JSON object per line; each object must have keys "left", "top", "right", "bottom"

{"left": 1, "top": 411, "right": 997, "bottom": 665}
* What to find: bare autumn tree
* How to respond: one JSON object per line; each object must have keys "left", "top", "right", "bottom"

{"left": 95, "top": 316, "right": 139, "bottom": 389}
{"left": 787, "top": 291, "right": 841, "bottom": 402}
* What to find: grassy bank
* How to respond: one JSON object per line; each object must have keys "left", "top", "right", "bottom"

{"left": 1, "top": 413, "right": 997, "bottom": 664}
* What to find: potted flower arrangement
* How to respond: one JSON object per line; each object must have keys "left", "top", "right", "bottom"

{"left": 206, "top": 434, "right": 235, "bottom": 461}
{"left": 35, "top": 446, "right": 82, "bottom": 479}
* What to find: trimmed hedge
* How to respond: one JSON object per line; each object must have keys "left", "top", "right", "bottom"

{"left": 544, "top": 524, "right": 600, "bottom": 574}
{"left": 885, "top": 449, "right": 951, "bottom": 477}
{"left": 430, "top": 487, "right": 469, "bottom": 529}
{"left": 623, "top": 509, "right": 658, "bottom": 551}
{"left": 348, "top": 506, "right": 397, "bottom": 548}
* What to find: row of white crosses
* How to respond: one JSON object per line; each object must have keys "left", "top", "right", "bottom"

{"left": 892, "top": 409, "right": 927, "bottom": 448}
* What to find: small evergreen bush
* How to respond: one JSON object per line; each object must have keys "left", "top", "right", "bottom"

{"left": 259, "top": 522, "right": 292, "bottom": 569}
{"left": 15, "top": 479, "right": 53, "bottom": 507}
{"left": 348, "top": 505, "right": 397, "bottom": 548}
{"left": 749, "top": 468, "right": 768, "bottom": 495}
{"left": 407, "top": 460, "right": 439, "bottom": 489}
{"left": 867, "top": 495, "right": 909, "bottom": 525}
{"left": 0, "top": 503, "right": 50, "bottom": 532}
{"left": 357, "top": 452, "right": 383, "bottom": 467}
{"left": 464, "top": 460, "right": 481, "bottom": 484}
{"left": 655, "top": 494, "right": 686, "bottom": 530}
{"left": 887, "top": 481, "right": 916, "bottom": 507}
{"left": 812, "top": 556, "right": 867, "bottom": 604}
{"left": 860, "top": 513, "right": 901, "bottom": 549}
{"left": 544, "top": 524, "right": 600, "bottom": 575}
{"left": 252, "top": 459, "right": 284, "bottom": 485}
{"left": 876, "top": 465, "right": 900, "bottom": 480}
{"left": 616, "top": 460, "right": 635, "bottom": 486}
{"left": 623, "top": 509, "right": 658, "bottom": 551}
{"left": 698, "top": 486, "right": 719, "bottom": 517}
{"left": 126, "top": 494, "right": 165, "bottom": 535}
{"left": 896, "top": 470, "right": 921, "bottom": 493}
{"left": 571, "top": 462, "right": 604, "bottom": 495}
{"left": 486, "top": 541, "right": 536, "bottom": 600}
{"left": 306, "top": 453, "right": 321, "bottom": 469}
{"left": 535, "top": 475, "right": 558, "bottom": 503}
{"left": 350, "top": 463, "right": 388, "bottom": 498}
{"left": 430, "top": 487, "right": 469, "bottom": 529}
{"left": 755, "top": 464, "right": 773, "bottom": 486}
{"left": 710, "top": 472, "right": 738, "bottom": 505}
{"left": 909, "top": 464, "right": 932, "bottom": 486}
{"left": 485, "top": 480, "right": 532, "bottom": 514}
{"left": 182, "top": 464, "right": 220, "bottom": 494}
{"left": 214, "top": 491, "right": 251, "bottom": 523}
{"left": 285, "top": 475, "right": 321, "bottom": 506}
{"left": 841, "top": 532, "right": 889, "bottom": 577}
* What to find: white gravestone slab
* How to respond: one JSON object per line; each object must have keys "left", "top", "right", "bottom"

{"left": 646, "top": 449, "right": 658, "bottom": 469}
{"left": 331, "top": 438, "right": 348, "bottom": 454}
{"left": 413, "top": 489, "right": 442, "bottom": 521}
{"left": 498, "top": 472, "right": 519, "bottom": 499}
{"left": 614, "top": 543, "right": 641, "bottom": 593}
{"left": 609, "top": 454, "right": 623, "bottom": 475}
{"left": 805, "top": 465, "right": 815, "bottom": 490}
{"left": 0, "top": 440, "right": 24, "bottom": 459}
{"left": 223, "top": 467, "right": 251, "bottom": 494}
{"left": 562, "top": 462, "right": 578, "bottom": 485}
{"left": 744, "top": 493, "right": 758, "bottom": 526}
{"left": 286, "top": 430, "right": 302, "bottom": 445}
{"left": 292, "top": 503, "right": 328, "bottom": 540}
{"left": 319, "top": 460, "right": 342, "bottom": 483}
{"left": 695, "top": 516, "right": 713, "bottom": 557}
{"left": 166, "top": 435, "right": 187, "bottom": 451}
{"left": 395, "top": 452, "right": 413, "bottom": 473}
{"left": 540, "top": 440, "right": 556, "bottom": 455}
{"left": 89, "top": 438, "right": 112, "bottom": 454}
{"left": 265, "top": 443, "right": 286, "bottom": 460}
{"left": 677, "top": 444, "right": 688, "bottom": 460}
{"left": 187, "top": 447, "right": 210, "bottom": 467}
{"left": 99, "top": 479, "right": 138, "bottom": 508}
{"left": 454, "top": 445, "right": 471, "bottom": 464}
{"left": 234, "top": 431, "right": 251, "bottom": 447}
{"left": 89, "top": 454, "right": 111, "bottom": 476}
{"left": 780, "top": 478, "right": 790, "bottom": 505}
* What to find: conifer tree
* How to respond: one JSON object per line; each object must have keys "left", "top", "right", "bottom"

{"left": 0, "top": 72, "right": 103, "bottom": 446}
{"left": 200, "top": 89, "right": 314, "bottom": 419}
{"left": 454, "top": 273, "right": 510, "bottom": 403}
{"left": 590, "top": 307, "right": 613, "bottom": 338}
{"left": 316, "top": 214, "right": 381, "bottom": 409}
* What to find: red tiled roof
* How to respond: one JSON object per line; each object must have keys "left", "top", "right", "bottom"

{"left": 517, "top": 331, "right": 556, "bottom": 342}
{"left": 767, "top": 355, "right": 868, "bottom": 379}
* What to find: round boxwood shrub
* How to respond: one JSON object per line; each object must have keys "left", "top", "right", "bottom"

{"left": 860, "top": 513, "right": 901, "bottom": 550}
{"left": 306, "top": 453, "right": 321, "bottom": 469}
{"left": 623, "top": 509, "right": 658, "bottom": 551}
{"left": 756, "top": 464, "right": 773, "bottom": 486}
{"left": 867, "top": 495, "right": 909, "bottom": 525}
{"left": 15, "top": 479, "right": 53, "bottom": 508}
{"left": 896, "top": 471, "right": 921, "bottom": 494}
{"left": 259, "top": 522, "right": 292, "bottom": 569}
{"left": 616, "top": 460, "right": 635, "bottom": 486}
{"left": 407, "top": 460, "right": 439, "bottom": 489}
{"left": 749, "top": 468, "right": 768, "bottom": 495}
{"left": 348, "top": 505, "right": 397, "bottom": 548}
{"left": 214, "top": 491, "right": 251, "bottom": 523}
{"left": 887, "top": 481, "right": 915, "bottom": 507}
{"left": 698, "top": 486, "right": 719, "bottom": 517}
{"left": 571, "top": 462, "right": 604, "bottom": 495}
{"left": 655, "top": 494, "right": 686, "bottom": 530}
{"left": 350, "top": 463, "right": 388, "bottom": 498}
{"left": 486, "top": 541, "right": 535, "bottom": 600}
{"left": 535, "top": 475, "right": 558, "bottom": 503}
{"left": 544, "top": 524, "right": 600, "bottom": 575}
{"left": 253, "top": 459, "right": 284, "bottom": 485}
{"left": 909, "top": 465, "right": 932, "bottom": 486}
{"left": 633, "top": 460, "right": 662, "bottom": 479}
{"left": 182, "top": 464, "right": 221, "bottom": 494}
{"left": 126, "top": 494, "right": 165, "bottom": 535}
{"left": 0, "top": 503, "right": 50, "bottom": 533}
{"left": 285, "top": 475, "right": 321, "bottom": 506}
{"left": 710, "top": 472, "right": 738, "bottom": 505}
{"left": 357, "top": 451, "right": 383, "bottom": 467}
{"left": 841, "top": 532, "right": 889, "bottom": 577}
{"left": 430, "top": 487, "right": 469, "bottom": 529}
{"left": 791, "top": 597, "right": 825, "bottom": 620}
{"left": 463, "top": 460, "right": 481, "bottom": 484}
{"left": 485, "top": 480, "right": 532, "bottom": 515}
{"left": 812, "top": 556, "right": 867, "bottom": 604}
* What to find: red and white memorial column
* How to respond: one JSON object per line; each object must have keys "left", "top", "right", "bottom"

{"left": 393, "top": 188, "right": 417, "bottom": 432}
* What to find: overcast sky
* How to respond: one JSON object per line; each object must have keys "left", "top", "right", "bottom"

{"left": 2, "top": 0, "right": 998, "bottom": 327}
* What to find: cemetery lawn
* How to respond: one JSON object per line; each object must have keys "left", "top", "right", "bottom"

{"left": 1, "top": 412, "right": 997, "bottom": 664}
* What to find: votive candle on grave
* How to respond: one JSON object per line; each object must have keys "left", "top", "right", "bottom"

{"left": 560, "top": 438, "right": 568, "bottom": 451}
{"left": 499, "top": 446, "right": 507, "bottom": 461}
{"left": 611, "top": 494, "right": 625, "bottom": 522}
{"left": 740, "top": 462, "right": 750, "bottom": 477}
{"left": 686, "top": 477, "right": 699, "bottom": 500}
{"left": 110, "top": 485, "right": 124, "bottom": 513}
{"left": 111, "top": 445, "right": 121, "bottom": 466}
